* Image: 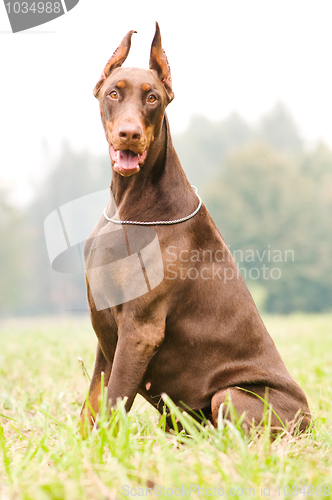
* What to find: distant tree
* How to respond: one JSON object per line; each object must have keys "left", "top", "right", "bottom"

{"left": 173, "top": 112, "right": 253, "bottom": 189}
{"left": 258, "top": 102, "right": 303, "bottom": 157}
{"left": 203, "top": 142, "right": 332, "bottom": 313}
{"left": 301, "top": 141, "right": 332, "bottom": 183}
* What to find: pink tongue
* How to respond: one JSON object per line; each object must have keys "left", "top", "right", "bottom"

{"left": 117, "top": 150, "right": 139, "bottom": 170}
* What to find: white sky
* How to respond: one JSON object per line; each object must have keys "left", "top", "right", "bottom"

{"left": 1, "top": 0, "right": 332, "bottom": 205}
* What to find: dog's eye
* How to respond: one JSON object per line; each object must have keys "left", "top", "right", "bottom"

{"left": 109, "top": 91, "right": 118, "bottom": 100}
{"left": 147, "top": 94, "right": 157, "bottom": 103}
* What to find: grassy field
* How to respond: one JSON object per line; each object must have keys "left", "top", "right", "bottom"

{"left": 0, "top": 314, "right": 331, "bottom": 499}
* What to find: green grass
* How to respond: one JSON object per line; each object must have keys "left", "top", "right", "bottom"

{"left": 0, "top": 314, "right": 331, "bottom": 499}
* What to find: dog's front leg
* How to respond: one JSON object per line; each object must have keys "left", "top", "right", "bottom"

{"left": 80, "top": 342, "right": 112, "bottom": 432}
{"left": 106, "top": 318, "right": 165, "bottom": 412}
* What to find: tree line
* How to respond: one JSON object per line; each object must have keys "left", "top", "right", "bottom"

{"left": 1, "top": 103, "right": 331, "bottom": 316}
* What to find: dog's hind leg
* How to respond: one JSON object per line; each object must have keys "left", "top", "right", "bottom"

{"left": 211, "top": 386, "right": 310, "bottom": 434}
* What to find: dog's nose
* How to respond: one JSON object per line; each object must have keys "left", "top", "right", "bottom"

{"left": 118, "top": 123, "right": 142, "bottom": 143}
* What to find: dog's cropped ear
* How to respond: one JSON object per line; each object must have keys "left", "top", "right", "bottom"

{"left": 149, "top": 22, "right": 174, "bottom": 103}
{"left": 93, "top": 30, "right": 137, "bottom": 98}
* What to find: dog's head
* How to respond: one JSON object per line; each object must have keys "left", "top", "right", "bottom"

{"left": 93, "top": 23, "right": 174, "bottom": 177}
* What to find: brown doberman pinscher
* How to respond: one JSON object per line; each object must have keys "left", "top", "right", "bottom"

{"left": 82, "top": 23, "right": 310, "bottom": 433}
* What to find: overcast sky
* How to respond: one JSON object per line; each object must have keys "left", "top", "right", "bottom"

{"left": 1, "top": 1, "right": 332, "bottom": 205}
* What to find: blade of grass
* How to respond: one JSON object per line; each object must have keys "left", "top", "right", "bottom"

{"left": 236, "top": 387, "right": 286, "bottom": 429}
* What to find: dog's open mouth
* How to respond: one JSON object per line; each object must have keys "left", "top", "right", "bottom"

{"left": 109, "top": 145, "right": 147, "bottom": 177}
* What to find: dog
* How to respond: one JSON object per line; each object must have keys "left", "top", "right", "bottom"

{"left": 81, "top": 22, "right": 310, "bottom": 434}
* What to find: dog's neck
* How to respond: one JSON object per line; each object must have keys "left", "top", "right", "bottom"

{"left": 109, "top": 115, "right": 197, "bottom": 223}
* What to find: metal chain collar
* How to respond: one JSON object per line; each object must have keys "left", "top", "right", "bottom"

{"left": 103, "top": 185, "right": 202, "bottom": 226}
